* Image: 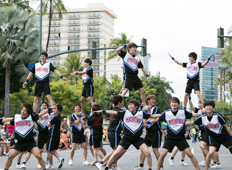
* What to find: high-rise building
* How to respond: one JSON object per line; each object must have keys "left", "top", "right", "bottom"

{"left": 199, "top": 46, "right": 229, "bottom": 101}
{"left": 36, "top": 3, "right": 148, "bottom": 80}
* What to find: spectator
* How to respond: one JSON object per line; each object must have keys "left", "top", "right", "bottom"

{"left": 0, "top": 132, "right": 10, "bottom": 156}
{"left": 61, "top": 131, "right": 68, "bottom": 150}
{"left": 61, "top": 118, "right": 69, "bottom": 133}
{"left": 67, "top": 131, "right": 71, "bottom": 149}
{"left": 8, "top": 133, "right": 15, "bottom": 149}
{"left": 191, "top": 127, "right": 196, "bottom": 143}
{"left": 0, "top": 147, "right": 2, "bottom": 156}
{"left": 103, "top": 128, "right": 107, "bottom": 142}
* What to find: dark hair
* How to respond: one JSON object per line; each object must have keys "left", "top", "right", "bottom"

{"left": 128, "top": 43, "right": 137, "bottom": 49}
{"left": 84, "top": 58, "right": 92, "bottom": 66}
{"left": 23, "top": 103, "right": 34, "bottom": 115}
{"left": 112, "top": 95, "right": 123, "bottom": 106}
{"left": 56, "top": 104, "right": 63, "bottom": 112}
{"left": 203, "top": 100, "right": 215, "bottom": 108}
{"left": 146, "top": 95, "right": 156, "bottom": 102}
{"left": 73, "top": 104, "right": 80, "bottom": 111}
{"left": 92, "top": 103, "right": 101, "bottom": 111}
{"left": 40, "top": 101, "right": 49, "bottom": 108}
{"left": 188, "top": 52, "right": 197, "bottom": 60}
{"left": 169, "top": 97, "right": 180, "bottom": 104}
{"left": 40, "top": 52, "right": 48, "bottom": 58}
{"left": 127, "top": 99, "right": 140, "bottom": 109}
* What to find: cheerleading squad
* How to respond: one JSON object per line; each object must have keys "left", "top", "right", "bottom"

{"left": 0, "top": 43, "right": 232, "bottom": 170}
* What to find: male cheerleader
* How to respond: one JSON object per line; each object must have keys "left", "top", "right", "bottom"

{"left": 70, "top": 58, "right": 94, "bottom": 113}
{"left": 189, "top": 98, "right": 221, "bottom": 168}
{"left": 186, "top": 100, "right": 232, "bottom": 170}
{"left": 133, "top": 95, "right": 163, "bottom": 170}
{"left": 94, "top": 99, "right": 159, "bottom": 170}
{"left": 150, "top": 97, "right": 201, "bottom": 170}
{"left": 95, "top": 95, "right": 124, "bottom": 170}
{"left": 116, "top": 43, "right": 150, "bottom": 106}
{"left": 168, "top": 52, "right": 213, "bottom": 109}
{"left": 46, "top": 104, "right": 64, "bottom": 169}
{"left": 69, "top": 104, "right": 89, "bottom": 166}
{"left": 3, "top": 104, "right": 54, "bottom": 170}
{"left": 22, "top": 52, "right": 67, "bottom": 113}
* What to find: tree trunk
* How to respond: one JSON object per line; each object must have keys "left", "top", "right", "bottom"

{"left": 46, "top": 1, "right": 52, "bottom": 52}
{"left": 4, "top": 62, "right": 10, "bottom": 117}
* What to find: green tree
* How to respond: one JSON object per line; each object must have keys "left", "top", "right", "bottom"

{"left": 107, "top": 33, "right": 133, "bottom": 61}
{"left": 0, "top": 7, "right": 39, "bottom": 117}
{"left": 40, "top": 0, "right": 67, "bottom": 52}
{"left": 0, "top": 0, "right": 33, "bottom": 12}
{"left": 214, "top": 100, "right": 231, "bottom": 126}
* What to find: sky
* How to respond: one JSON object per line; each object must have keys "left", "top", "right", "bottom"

{"left": 30, "top": 0, "right": 232, "bottom": 108}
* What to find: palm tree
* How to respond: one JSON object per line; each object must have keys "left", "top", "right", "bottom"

{"left": 58, "top": 53, "right": 84, "bottom": 84}
{"left": 40, "top": 0, "right": 67, "bottom": 52}
{"left": 107, "top": 32, "right": 133, "bottom": 61}
{"left": 0, "top": 0, "right": 33, "bottom": 12}
{"left": 0, "top": 7, "right": 39, "bottom": 117}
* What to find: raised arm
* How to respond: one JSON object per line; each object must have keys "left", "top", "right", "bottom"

{"left": 201, "top": 53, "right": 214, "bottom": 67}
{"left": 38, "top": 104, "right": 57, "bottom": 118}
{"left": 141, "top": 67, "right": 150, "bottom": 83}
{"left": 94, "top": 110, "right": 118, "bottom": 115}
{"left": 54, "top": 69, "right": 67, "bottom": 83}
{"left": 186, "top": 121, "right": 195, "bottom": 126}
{"left": 168, "top": 53, "right": 183, "bottom": 66}
{"left": 116, "top": 42, "right": 133, "bottom": 55}
{"left": 188, "top": 97, "right": 196, "bottom": 112}
{"left": 22, "top": 72, "right": 33, "bottom": 88}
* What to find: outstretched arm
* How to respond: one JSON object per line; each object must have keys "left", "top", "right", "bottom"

{"left": 188, "top": 97, "right": 196, "bottom": 112}
{"left": 116, "top": 42, "right": 133, "bottom": 55}
{"left": 148, "top": 117, "right": 159, "bottom": 123}
{"left": 201, "top": 53, "right": 214, "bottom": 67}
{"left": 168, "top": 53, "right": 183, "bottom": 66}
{"left": 186, "top": 121, "right": 195, "bottom": 126}
{"left": 70, "top": 67, "right": 87, "bottom": 76}
{"left": 38, "top": 104, "right": 58, "bottom": 118}
{"left": 192, "top": 112, "right": 202, "bottom": 117}
{"left": 54, "top": 69, "right": 67, "bottom": 83}
{"left": 22, "top": 72, "right": 33, "bottom": 89}
{"left": 150, "top": 114, "right": 160, "bottom": 119}
{"left": 94, "top": 110, "right": 118, "bottom": 115}
{"left": 141, "top": 67, "right": 150, "bottom": 83}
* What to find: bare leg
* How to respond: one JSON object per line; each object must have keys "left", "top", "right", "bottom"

{"left": 31, "top": 147, "right": 45, "bottom": 169}
{"left": 47, "top": 151, "right": 53, "bottom": 166}
{"left": 212, "top": 151, "right": 220, "bottom": 163}
{"left": 23, "top": 152, "right": 31, "bottom": 163}
{"left": 153, "top": 148, "right": 161, "bottom": 161}
{"left": 171, "top": 147, "right": 179, "bottom": 158}
{"left": 106, "top": 145, "right": 126, "bottom": 169}
{"left": 81, "top": 96, "right": 86, "bottom": 113}
{"left": 183, "top": 93, "right": 190, "bottom": 108}
{"left": 120, "top": 88, "right": 129, "bottom": 98}
{"left": 195, "top": 91, "right": 204, "bottom": 106}
{"left": 181, "top": 151, "right": 186, "bottom": 160}
{"left": 88, "top": 96, "right": 94, "bottom": 107}
{"left": 46, "top": 94, "right": 54, "bottom": 107}
{"left": 70, "top": 143, "right": 76, "bottom": 160}
{"left": 81, "top": 142, "right": 88, "bottom": 161}
{"left": 199, "top": 141, "right": 208, "bottom": 159}
{"left": 5, "top": 149, "right": 21, "bottom": 169}
{"left": 184, "top": 147, "right": 199, "bottom": 169}
{"left": 33, "top": 96, "right": 40, "bottom": 113}
{"left": 89, "top": 145, "right": 94, "bottom": 157}
{"left": 100, "top": 147, "right": 106, "bottom": 156}
{"left": 17, "top": 152, "right": 24, "bottom": 164}
{"left": 138, "top": 87, "right": 146, "bottom": 105}
{"left": 139, "top": 144, "right": 152, "bottom": 169}
{"left": 140, "top": 151, "right": 146, "bottom": 164}
{"left": 157, "top": 148, "right": 169, "bottom": 170}
{"left": 205, "top": 147, "right": 216, "bottom": 170}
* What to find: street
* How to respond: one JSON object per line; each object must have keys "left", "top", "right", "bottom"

{"left": 0, "top": 140, "right": 232, "bottom": 170}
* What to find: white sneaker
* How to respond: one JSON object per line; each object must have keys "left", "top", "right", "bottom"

{"left": 46, "top": 165, "right": 55, "bottom": 169}
{"left": 96, "top": 162, "right": 103, "bottom": 170}
{"left": 210, "top": 163, "right": 222, "bottom": 169}
{"left": 160, "top": 167, "right": 165, "bottom": 170}
{"left": 58, "top": 158, "right": 64, "bottom": 169}
{"left": 180, "top": 161, "right": 188, "bottom": 166}
{"left": 168, "top": 158, "right": 174, "bottom": 166}
{"left": 199, "top": 160, "right": 205, "bottom": 166}
{"left": 69, "top": 160, "right": 73, "bottom": 166}
{"left": 83, "top": 160, "right": 89, "bottom": 165}
{"left": 133, "top": 166, "right": 144, "bottom": 170}
{"left": 115, "top": 166, "right": 123, "bottom": 170}
{"left": 20, "top": 164, "right": 26, "bottom": 169}
{"left": 16, "top": 164, "right": 21, "bottom": 168}
{"left": 37, "top": 164, "right": 42, "bottom": 169}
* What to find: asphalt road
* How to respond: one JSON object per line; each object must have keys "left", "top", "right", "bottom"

{"left": 0, "top": 140, "right": 232, "bottom": 170}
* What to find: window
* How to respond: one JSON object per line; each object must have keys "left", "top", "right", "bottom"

{"left": 49, "top": 40, "right": 60, "bottom": 45}
{"left": 50, "top": 27, "right": 60, "bottom": 32}
{"left": 87, "top": 26, "right": 100, "bottom": 31}
{"left": 51, "top": 21, "right": 60, "bottom": 26}
{"left": 68, "top": 20, "right": 80, "bottom": 25}
{"left": 68, "top": 26, "right": 80, "bottom": 31}
{"left": 88, "top": 19, "right": 100, "bottom": 25}
{"left": 88, "top": 12, "right": 100, "bottom": 18}
{"left": 68, "top": 33, "right": 80, "bottom": 38}
{"left": 68, "top": 13, "right": 80, "bottom": 19}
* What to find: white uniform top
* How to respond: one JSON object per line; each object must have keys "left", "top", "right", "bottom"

{"left": 35, "top": 62, "right": 52, "bottom": 81}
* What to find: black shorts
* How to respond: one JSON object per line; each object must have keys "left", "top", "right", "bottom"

{"left": 72, "top": 133, "right": 86, "bottom": 144}
{"left": 37, "top": 132, "right": 49, "bottom": 149}
{"left": 145, "top": 130, "right": 162, "bottom": 148}
{"left": 163, "top": 136, "right": 189, "bottom": 152}
{"left": 124, "top": 74, "right": 143, "bottom": 90}
{"left": 201, "top": 132, "right": 212, "bottom": 146}
{"left": 82, "top": 84, "right": 94, "bottom": 97}
{"left": 119, "top": 136, "right": 145, "bottom": 150}
{"left": 34, "top": 82, "right": 51, "bottom": 97}
{"left": 185, "top": 79, "right": 200, "bottom": 94}
{"left": 14, "top": 139, "right": 37, "bottom": 152}
{"left": 108, "top": 131, "right": 121, "bottom": 149}
{"left": 211, "top": 134, "right": 232, "bottom": 151}
{"left": 46, "top": 136, "right": 60, "bottom": 151}
{"left": 91, "top": 134, "right": 102, "bottom": 148}
{"left": 89, "top": 135, "right": 93, "bottom": 146}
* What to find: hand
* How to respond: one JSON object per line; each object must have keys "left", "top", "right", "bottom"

{"left": 126, "top": 42, "right": 133, "bottom": 48}
{"left": 22, "top": 82, "right": 28, "bottom": 88}
{"left": 62, "top": 78, "right": 68, "bottom": 83}
{"left": 168, "top": 53, "right": 173, "bottom": 58}
{"left": 70, "top": 72, "right": 76, "bottom": 76}
{"left": 93, "top": 110, "right": 102, "bottom": 114}
{"left": 209, "top": 53, "right": 214, "bottom": 59}
{"left": 50, "top": 104, "right": 59, "bottom": 110}
{"left": 147, "top": 77, "right": 150, "bottom": 83}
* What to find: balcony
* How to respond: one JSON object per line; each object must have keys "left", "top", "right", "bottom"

{"left": 67, "top": 28, "right": 80, "bottom": 32}
{"left": 67, "top": 22, "right": 80, "bottom": 26}
{"left": 87, "top": 21, "right": 100, "bottom": 25}
{"left": 50, "top": 29, "right": 60, "bottom": 33}
{"left": 88, "top": 34, "right": 100, "bottom": 38}
{"left": 51, "top": 22, "right": 61, "bottom": 26}
{"left": 87, "top": 27, "right": 100, "bottom": 31}
{"left": 68, "top": 15, "right": 81, "bottom": 19}
{"left": 68, "top": 35, "right": 80, "bottom": 39}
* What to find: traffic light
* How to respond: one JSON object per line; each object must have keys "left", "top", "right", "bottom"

{"left": 91, "top": 41, "right": 96, "bottom": 59}
{"left": 141, "top": 38, "right": 147, "bottom": 56}
{"left": 217, "top": 27, "right": 224, "bottom": 48}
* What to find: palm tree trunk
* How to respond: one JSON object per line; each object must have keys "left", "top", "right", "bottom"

{"left": 4, "top": 62, "right": 10, "bottom": 117}
{"left": 46, "top": 0, "right": 52, "bottom": 52}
